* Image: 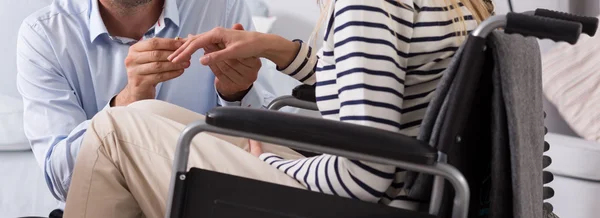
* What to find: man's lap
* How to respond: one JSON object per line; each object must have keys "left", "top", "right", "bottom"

{"left": 66, "top": 102, "right": 307, "bottom": 216}
{"left": 80, "top": 100, "right": 304, "bottom": 180}
{"left": 71, "top": 100, "right": 306, "bottom": 203}
{"left": 125, "top": 99, "right": 305, "bottom": 160}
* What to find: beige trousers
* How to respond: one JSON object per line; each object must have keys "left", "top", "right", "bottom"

{"left": 63, "top": 100, "right": 306, "bottom": 218}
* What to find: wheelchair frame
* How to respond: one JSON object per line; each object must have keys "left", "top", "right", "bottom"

{"left": 165, "top": 10, "right": 596, "bottom": 218}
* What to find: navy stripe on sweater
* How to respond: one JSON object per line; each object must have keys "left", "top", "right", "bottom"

{"left": 338, "top": 84, "right": 405, "bottom": 99}
{"left": 335, "top": 5, "right": 414, "bottom": 28}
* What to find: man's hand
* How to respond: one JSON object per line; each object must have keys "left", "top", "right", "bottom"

{"left": 248, "top": 139, "right": 264, "bottom": 157}
{"left": 113, "top": 38, "right": 191, "bottom": 106}
{"left": 205, "top": 24, "right": 262, "bottom": 101}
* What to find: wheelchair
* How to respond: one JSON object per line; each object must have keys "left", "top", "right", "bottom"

{"left": 164, "top": 10, "right": 598, "bottom": 218}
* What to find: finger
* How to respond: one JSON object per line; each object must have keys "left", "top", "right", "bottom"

{"left": 232, "top": 23, "right": 245, "bottom": 31}
{"left": 203, "top": 44, "right": 222, "bottom": 55}
{"left": 172, "top": 31, "right": 244, "bottom": 65}
{"left": 168, "top": 33, "right": 206, "bottom": 62}
{"left": 173, "top": 34, "right": 189, "bottom": 43}
{"left": 204, "top": 42, "right": 257, "bottom": 69}
{"left": 174, "top": 36, "right": 189, "bottom": 44}
{"left": 133, "top": 38, "right": 185, "bottom": 52}
{"left": 209, "top": 65, "right": 235, "bottom": 88}
{"left": 133, "top": 50, "right": 177, "bottom": 64}
{"left": 199, "top": 48, "right": 247, "bottom": 66}
{"left": 208, "top": 62, "right": 237, "bottom": 88}
{"left": 224, "top": 59, "right": 256, "bottom": 80}
{"left": 215, "top": 61, "right": 247, "bottom": 86}
{"left": 238, "top": 57, "right": 262, "bottom": 69}
{"left": 248, "top": 140, "right": 263, "bottom": 157}
{"left": 146, "top": 69, "right": 185, "bottom": 85}
{"left": 132, "top": 61, "right": 190, "bottom": 75}
{"left": 216, "top": 58, "right": 261, "bottom": 86}
{"left": 170, "top": 28, "right": 226, "bottom": 63}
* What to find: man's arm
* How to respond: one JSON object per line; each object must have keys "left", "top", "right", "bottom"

{"left": 16, "top": 21, "right": 88, "bottom": 202}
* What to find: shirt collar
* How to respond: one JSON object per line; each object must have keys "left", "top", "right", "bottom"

{"left": 163, "top": 0, "right": 180, "bottom": 28}
{"left": 88, "top": 0, "right": 180, "bottom": 43}
{"left": 89, "top": 0, "right": 108, "bottom": 43}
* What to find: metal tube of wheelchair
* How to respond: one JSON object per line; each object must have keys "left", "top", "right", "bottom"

{"left": 165, "top": 120, "right": 209, "bottom": 218}
{"left": 169, "top": 124, "right": 471, "bottom": 218}
{"left": 267, "top": 96, "right": 319, "bottom": 111}
{"left": 428, "top": 153, "right": 448, "bottom": 215}
{"left": 474, "top": 13, "right": 583, "bottom": 44}
{"left": 471, "top": 15, "right": 507, "bottom": 38}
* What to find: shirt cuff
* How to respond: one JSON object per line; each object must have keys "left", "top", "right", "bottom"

{"left": 259, "top": 152, "right": 284, "bottom": 163}
{"left": 102, "top": 95, "right": 117, "bottom": 111}
{"left": 217, "top": 85, "right": 263, "bottom": 108}
{"left": 277, "top": 40, "right": 316, "bottom": 83}
{"left": 277, "top": 39, "right": 306, "bottom": 72}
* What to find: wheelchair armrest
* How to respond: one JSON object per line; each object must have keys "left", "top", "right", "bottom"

{"left": 206, "top": 107, "right": 438, "bottom": 165}
{"left": 292, "top": 84, "right": 316, "bottom": 103}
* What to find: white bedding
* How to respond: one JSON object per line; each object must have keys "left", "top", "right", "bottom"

{"left": 0, "top": 150, "right": 58, "bottom": 218}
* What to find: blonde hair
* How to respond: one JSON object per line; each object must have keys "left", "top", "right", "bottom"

{"left": 312, "top": 0, "right": 494, "bottom": 45}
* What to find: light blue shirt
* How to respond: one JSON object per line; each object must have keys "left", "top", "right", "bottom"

{"left": 16, "top": 0, "right": 291, "bottom": 203}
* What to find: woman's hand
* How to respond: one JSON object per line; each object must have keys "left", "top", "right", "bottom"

{"left": 168, "top": 27, "right": 265, "bottom": 65}
{"left": 168, "top": 27, "right": 301, "bottom": 69}
{"left": 248, "top": 139, "right": 264, "bottom": 157}
{"left": 201, "top": 24, "right": 263, "bottom": 101}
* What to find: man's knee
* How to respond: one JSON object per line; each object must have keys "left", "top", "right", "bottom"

{"left": 127, "top": 99, "right": 168, "bottom": 110}
{"left": 127, "top": 100, "right": 205, "bottom": 125}
{"left": 88, "top": 107, "right": 143, "bottom": 137}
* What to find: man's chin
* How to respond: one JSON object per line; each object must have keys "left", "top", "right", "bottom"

{"left": 111, "top": 0, "right": 153, "bottom": 9}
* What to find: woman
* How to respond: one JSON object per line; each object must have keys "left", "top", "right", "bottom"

{"left": 64, "top": 0, "right": 493, "bottom": 217}
{"left": 170, "top": 0, "right": 493, "bottom": 209}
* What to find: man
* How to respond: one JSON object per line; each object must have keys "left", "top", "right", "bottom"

{"left": 16, "top": 0, "right": 285, "bottom": 213}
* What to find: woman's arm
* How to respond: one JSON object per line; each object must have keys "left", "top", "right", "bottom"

{"left": 270, "top": 39, "right": 318, "bottom": 85}
{"left": 169, "top": 29, "right": 296, "bottom": 69}
{"left": 256, "top": 0, "right": 418, "bottom": 204}
{"left": 168, "top": 28, "right": 318, "bottom": 84}
{"left": 261, "top": 34, "right": 301, "bottom": 69}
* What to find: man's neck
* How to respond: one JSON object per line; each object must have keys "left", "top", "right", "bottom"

{"left": 98, "top": 0, "right": 165, "bottom": 40}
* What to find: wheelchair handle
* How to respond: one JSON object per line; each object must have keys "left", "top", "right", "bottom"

{"left": 534, "top": 9, "right": 598, "bottom": 36}
{"left": 505, "top": 13, "right": 582, "bottom": 44}
{"left": 292, "top": 84, "right": 316, "bottom": 103}
{"left": 472, "top": 13, "right": 583, "bottom": 45}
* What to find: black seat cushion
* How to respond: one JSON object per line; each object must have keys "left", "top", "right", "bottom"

{"left": 180, "top": 168, "right": 435, "bottom": 218}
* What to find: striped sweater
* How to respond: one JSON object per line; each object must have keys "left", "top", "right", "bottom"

{"left": 258, "top": 0, "right": 479, "bottom": 209}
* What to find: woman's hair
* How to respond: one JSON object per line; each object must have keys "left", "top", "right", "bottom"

{"left": 311, "top": 0, "right": 494, "bottom": 45}
{"left": 450, "top": 0, "right": 494, "bottom": 23}
{"left": 316, "top": 0, "right": 493, "bottom": 22}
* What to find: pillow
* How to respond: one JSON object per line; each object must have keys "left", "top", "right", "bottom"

{"left": 0, "top": 95, "right": 29, "bottom": 150}
{"left": 542, "top": 32, "right": 600, "bottom": 143}
{"left": 252, "top": 16, "right": 277, "bottom": 33}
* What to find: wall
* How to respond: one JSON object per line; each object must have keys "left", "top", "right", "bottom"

{"left": 0, "top": 0, "right": 53, "bottom": 98}
{"left": 263, "top": 0, "right": 322, "bottom": 47}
